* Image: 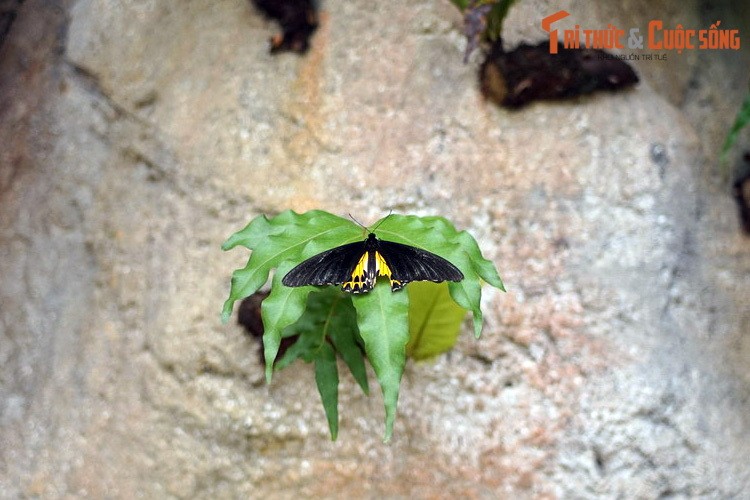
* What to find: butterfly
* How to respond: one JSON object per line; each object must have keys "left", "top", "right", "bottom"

{"left": 282, "top": 232, "right": 464, "bottom": 294}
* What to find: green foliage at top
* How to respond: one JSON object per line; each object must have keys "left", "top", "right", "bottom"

{"left": 721, "top": 90, "right": 750, "bottom": 168}
{"left": 222, "top": 210, "right": 504, "bottom": 441}
{"left": 486, "top": 0, "right": 517, "bottom": 41}
{"left": 450, "top": 0, "right": 518, "bottom": 41}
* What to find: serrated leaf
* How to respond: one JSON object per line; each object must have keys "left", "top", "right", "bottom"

{"left": 314, "top": 343, "right": 339, "bottom": 441}
{"left": 274, "top": 288, "right": 332, "bottom": 369}
{"left": 326, "top": 301, "right": 369, "bottom": 396}
{"left": 260, "top": 261, "right": 314, "bottom": 382}
{"left": 373, "top": 214, "right": 503, "bottom": 338}
{"left": 448, "top": 276, "right": 485, "bottom": 339}
{"left": 455, "top": 231, "right": 505, "bottom": 290}
{"left": 273, "top": 325, "right": 318, "bottom": 371}
{"left": 222, "top": 210, "right": 361, "bottom": 322}
{"left": 407, "top": 282, "right": 468, "bottom": 360}
{"left": 352, "top": 281, "right": 410, "bottom": 443}
{"left": 268, "top": 287, "right": 364, "bottom": 440}
{"left": 275, "top": 288, "right": 369, "bottom": 395}
{"left": 221, "top": 212, "right": 278, "bottom": 251}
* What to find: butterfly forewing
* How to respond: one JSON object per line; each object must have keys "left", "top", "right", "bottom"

{"left": 281, "top": 241, "right": 365, "bottom": 287}
{"left": 376, "top": 240, "right": 464, "bottom": 290}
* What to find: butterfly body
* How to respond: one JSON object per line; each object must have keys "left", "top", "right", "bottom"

{"left": 282, "top": 233, "right": 463, "bottom": 294}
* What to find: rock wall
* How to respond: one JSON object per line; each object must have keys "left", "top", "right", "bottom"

{"left": 1, "top": 0, "right": 749, "bottom": 497}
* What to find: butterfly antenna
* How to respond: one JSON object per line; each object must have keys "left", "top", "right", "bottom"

{"left": 348, "top": 213, "right": 367, "bottom": 230}
{"left": 369, "top": 210, "right": 393, "bottom": 233}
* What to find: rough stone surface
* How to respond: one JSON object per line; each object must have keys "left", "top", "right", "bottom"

{"left": 1, "top": 0, "right": 749, "bottom": 497}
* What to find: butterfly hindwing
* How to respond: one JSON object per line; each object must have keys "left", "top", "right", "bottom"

{"left": 375, "top": 239, "right": 464, "bottom": 291}
{"left": 282, "top": 240, "right": 365, "bottom": 287}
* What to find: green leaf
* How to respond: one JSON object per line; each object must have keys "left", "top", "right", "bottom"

{"left": 275, "top": 288, "right": 369, "bottom": 395}
{"left": 222, "top": 210, "right": 361, "bottom": 323}
{"left": 455, "top": 230, "right": 505, "bottom": 290}
{"left": 222, "top": 213, "right": 276, "bottom": 252}
{"left": 273, "top": 324, "right": 318, "bottom": 371}
{"left": 486, "top": 0, "right": 517, "bottom": 41}
{"left": 448, "top": 0, "right": 517, "bottom": 41}
{"left": 314, "top": 343, "right": 339, "bottom": 441}
{"left": 721, "top": 90, "right": 750, "bottom": 164}
{"left": 352, "top": 281, "right": 410, "bottom": 443}
{"left": 269, "top": 288, "right": 364, "bottom": 440}
{"left": 406, "top": 282, "right": 468, "bottom": 360}
{"left": 327, "top": 302, "right": 370, "bottom": 396}
{"left": 260, "top": 261, "right": 314, "bottom": 382}
{"left": 274, "top": 289, "right": 333, "bottom": 370}
{"left": 447, "top": 275, "right": 484, "bottom": 338}
{"left": 374, "top": 214, "right": 503, "bottom": 337}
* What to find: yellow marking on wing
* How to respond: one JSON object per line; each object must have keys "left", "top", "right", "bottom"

{"left": 375, "top": 252, "right": 401, "bottom": 289}
{"left": 375, "top": 252, "right": 391, "bottom": 277}
{"left": 342, "top": 252, "right": 369, "bottom": 291}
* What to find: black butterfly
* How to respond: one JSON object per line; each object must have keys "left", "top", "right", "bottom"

{"left": 282, "top": 233, "right": 464, "bottom": 293}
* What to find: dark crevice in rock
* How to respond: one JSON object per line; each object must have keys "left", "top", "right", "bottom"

{"left": 0, "top": 0, "right": 23, "bottom": 48}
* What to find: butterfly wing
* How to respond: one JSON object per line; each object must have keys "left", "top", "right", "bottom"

{"left": 282, "top": 241, "right": 366, "bottom": 287}
{"left": 375, "top": 239, "right": 464, "bottom": 291}
{"left": 283, "top": 235, "right": 464, "bottom": 293}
